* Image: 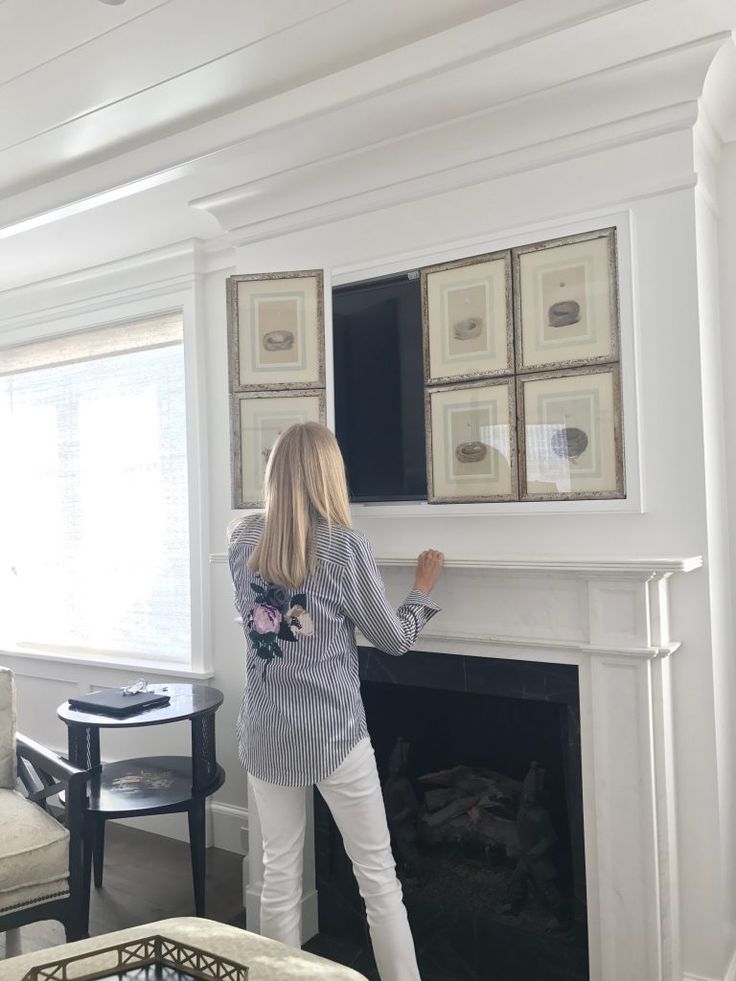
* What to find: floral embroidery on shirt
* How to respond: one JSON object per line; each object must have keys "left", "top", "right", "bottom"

{"left": 248, "top": 582, "right": 314, "bottom": 678}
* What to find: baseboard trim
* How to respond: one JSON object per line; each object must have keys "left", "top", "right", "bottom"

{"left": 211, "top": 801, "right": 248, "bottom": 855}
{"left": 112, "top": 800, "right": 247, "bottom": 855}
{"left": 727, "top": 944, "right": 736, "bottom": 981}
{"left": 683, "top": 945, "right": 736, "bottom": 981}
{"left": 115, "top": 811, "right": 194, "bottom": 844}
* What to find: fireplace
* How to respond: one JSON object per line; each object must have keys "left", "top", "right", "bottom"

{"left": 313, "top": 648, "right": 588, "bottom": 981}
{"left": 244, "top": 556, "right": 700, "bottom": 980}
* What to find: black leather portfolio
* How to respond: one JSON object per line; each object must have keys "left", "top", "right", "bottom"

{"left": 67, "top": 689, "right": 170, "bottom": 716}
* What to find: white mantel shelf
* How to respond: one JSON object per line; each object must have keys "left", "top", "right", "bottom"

{"left": 372, "top": 555, "right": 704, "bottom": 578}
{"left": 210, "top": 552, "right": 704, "bottom": 578}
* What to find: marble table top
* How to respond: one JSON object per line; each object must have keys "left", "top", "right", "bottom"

{"left": 0, "top": 917, "right": 367, "bottom": 981}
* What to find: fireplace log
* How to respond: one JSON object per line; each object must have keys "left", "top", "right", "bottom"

{"left": 418, "top": 764, "right": 521, "bottom": 799}
{"left": 420, "top": 795, "right": 479, "bottom": 827}
{"left": 423, "top": 787, "right": 466, "bottom": 812}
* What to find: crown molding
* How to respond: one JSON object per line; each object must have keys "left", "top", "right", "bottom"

{"left": 0, "top": 239, "right": 205, "bottom": 334}
{"left": 192, "top": 35, "right": 723, "bottom": 244}
{"left": 227, "top": 110, "right": 699, "bottom": 248}
{"left": 0, "top": 8, "right": 728, "bottom": 252}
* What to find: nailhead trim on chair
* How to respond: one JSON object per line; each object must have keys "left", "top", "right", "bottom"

{"left": 0, "top": 889, "right": 70, "bottom": 915}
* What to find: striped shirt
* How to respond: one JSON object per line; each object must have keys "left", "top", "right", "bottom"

{"left": 228, "top": 516, "right": 440, "bottom": 786}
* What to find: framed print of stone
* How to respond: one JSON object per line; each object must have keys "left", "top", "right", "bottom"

{"left": 513, "top": 228, "right": 619, "bottom": 372}
{"left": 227, "top": 270, "right": 325, "bottom": 391}
{"left": 421, "top": 251, "right": 513, "bottom": 385}
{"left": 231, "top": 390, "right": 325, "bottom": 508}
{"left": 518, "top": 365, "right": 624, "bottom": 500}
{"left": 426, "top": 378, "right": 517, "bottom": 503}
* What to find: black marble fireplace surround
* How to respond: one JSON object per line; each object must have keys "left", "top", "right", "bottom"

{"left": 307, "top": 647, "right": 589, "bottom": 981}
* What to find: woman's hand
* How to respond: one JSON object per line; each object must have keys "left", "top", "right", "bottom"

{"left": 414, "top": 549, "right": 444, "bottom": 595}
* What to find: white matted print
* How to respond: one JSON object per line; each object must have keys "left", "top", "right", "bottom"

{"left": 422, "top": 252, "right": 512, "bottom": 384}
{"left": 426, "top": 379, "right": 516, "bottom": 503}
{"left": 513, "top": 228, "right": 619, "bottom": 371}
{"left": 231, "top": 390, "right": 325, "bottom": 507}
{"left": 519, "top": 366, "right": 624, "bottom": 500}
{"left": 227, "top": 271, "right": 324, "bottom": 390}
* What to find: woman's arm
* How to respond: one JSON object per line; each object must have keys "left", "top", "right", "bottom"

{"left": 341, "top": 535, "right": 443, "bottom": 656}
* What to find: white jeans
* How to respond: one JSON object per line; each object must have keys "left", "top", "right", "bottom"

{"left": 249, "top": 737, "right": 421, "bottom": 981}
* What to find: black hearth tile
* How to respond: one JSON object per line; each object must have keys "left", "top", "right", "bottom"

{"left": 472, "top": 917, "right": 590, "bottom": 981}
{"left": 416, "top": 929, "right": 477, "bottom": 981}
{"left": 346, "top": 948, "right": 380, "bottom": 980}
{"left": 303, "top": 931, "right": 370, "bottom": 970}
{"left": 359, "top": 646, "right": 466, "bottom": 693}
{"left": 462, "top": 657, "right": 579, "bottom": 706}
{"left": 565, "top": 705, "right": 582, "bottom": 743}
{"left": 420, "top": 971, "right": 472, "bottom": 981}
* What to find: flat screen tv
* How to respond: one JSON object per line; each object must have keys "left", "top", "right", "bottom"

{"left": 333, "top": 273, "right": 427, "bottom": 502}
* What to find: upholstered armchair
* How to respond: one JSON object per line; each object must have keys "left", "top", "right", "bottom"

{"left": 0, "top": 667, "right": 91, "bottom": 942}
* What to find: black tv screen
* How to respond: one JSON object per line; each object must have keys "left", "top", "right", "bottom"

{"left": 333, "top": 273, "right": 427, "bottom": 502}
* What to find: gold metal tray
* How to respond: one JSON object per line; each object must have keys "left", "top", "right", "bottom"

{"left": 21, "top": 934, "right": 249, "bottom": 981}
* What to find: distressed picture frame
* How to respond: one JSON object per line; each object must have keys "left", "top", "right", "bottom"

{"left": 231, "top": 389, "right": 326, "bottom": 508}
{"left": 513, "top": 228, "right": 619, "bottom": 373}
{"left": 421, "top": 251, "right": 513, "bottom": 385}
{"left": 517, "top": 364, "right": 625, "bottom": 501}
{"left": 227, "top": 270, "right": 325, "bottom": 391}
{"left": 425, "top": 377, "right": 518, "bottom": 503}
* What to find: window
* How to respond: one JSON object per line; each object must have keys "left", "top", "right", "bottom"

{"left": 0, "top": 314, "right": 191, "bottom": 665}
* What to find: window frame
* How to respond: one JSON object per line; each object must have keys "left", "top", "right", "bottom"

{"left": 0, "top": 284, "right": 211, "bottom": 677}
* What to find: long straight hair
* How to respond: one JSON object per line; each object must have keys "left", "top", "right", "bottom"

{"left": 247, "top": 422, "right": 352, "bottom": 589}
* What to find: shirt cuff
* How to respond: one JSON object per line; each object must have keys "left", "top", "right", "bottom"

{"left": 402, "top": 589, "right": 441, "bottom": 614}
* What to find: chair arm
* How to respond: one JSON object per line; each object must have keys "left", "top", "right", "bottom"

{"left": 16, "top": 734, "right": 92, "bottom": 903}
{"left": 17, "top": 733, "right": 84, "bottom": 782}
{"left": 16, "top": 732, "right": 92, "bottom": 818}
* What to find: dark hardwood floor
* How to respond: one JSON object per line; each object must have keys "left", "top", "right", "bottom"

{"left": 0, "top": 823, "right": 244, "bottom": 958}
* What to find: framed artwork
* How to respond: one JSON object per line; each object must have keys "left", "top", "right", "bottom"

{"left": 426, "top": 378, "right": 517, "bottom": 503}
{"left": 513, "top": 228, "right": 619, "bottom": 372}
{"left": 421, "top": 251, "right": 513, "bottom": 385}
{"left": 518, "top": 365, "right": 624, "bottom": 501}
{"left": 227, "top": 270, "right": 325, "bottom": 391}
{"left": 231, "top": 389, "right": 326, "bottom": 508}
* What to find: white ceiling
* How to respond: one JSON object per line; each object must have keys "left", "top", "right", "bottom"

{"left": 0, "top": 0, "right": 510, "bottom": 197}
{"left": 0, "top": 0, "right": 734, "bottom": 294}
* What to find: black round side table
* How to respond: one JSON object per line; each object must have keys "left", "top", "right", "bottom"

{"left": 58, "top": 684, "right": 225, "bottom": 920}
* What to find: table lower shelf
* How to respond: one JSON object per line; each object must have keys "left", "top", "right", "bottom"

{"left": 85, "top": 756, "right": 225, "bottom": 816}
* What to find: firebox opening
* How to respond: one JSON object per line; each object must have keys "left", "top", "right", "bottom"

{"left": 311, "top": 651, "right": 589, "bottom": 981}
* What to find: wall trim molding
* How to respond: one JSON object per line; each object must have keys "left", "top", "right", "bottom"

{"left": 201, "top": 103, "right": 701, "bottom": 248}
{"left": 211, "top": 801, "right": 248, "bottom": 856}
{"left": 211, "top": 551, "right": 702, "bottom": 579}
{"left": 0, "top": 647, "right": 214, "bottom": 681}
{"left": 0, "top": 239, "right": 205, "bottom": 334}
{"left": 114, "top": 800, "right": 246, "bottom": 855}
{"left": 407, "top": 630, "right": 681, "bottom": 662}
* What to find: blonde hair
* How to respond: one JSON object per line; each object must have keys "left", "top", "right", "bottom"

{"left": 247, "top": 422, "right": 352, "bottom": 589}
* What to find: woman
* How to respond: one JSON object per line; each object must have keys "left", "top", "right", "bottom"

{"left": 228, "top": 422, "right": 443, "bottom": 981}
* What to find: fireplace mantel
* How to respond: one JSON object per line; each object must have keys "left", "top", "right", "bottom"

{"left": 375, "top": 554, "right": 703, "bottom": 578}
{"left": 212, "top": 552, "right": 703, "bottom": 579}
{"left": 237, "top": 553, "right": 702, "bottom": 979}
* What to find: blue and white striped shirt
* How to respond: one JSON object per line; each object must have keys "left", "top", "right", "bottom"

{"left": 228, "top": 516, "right": 440, "bottom": 786}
